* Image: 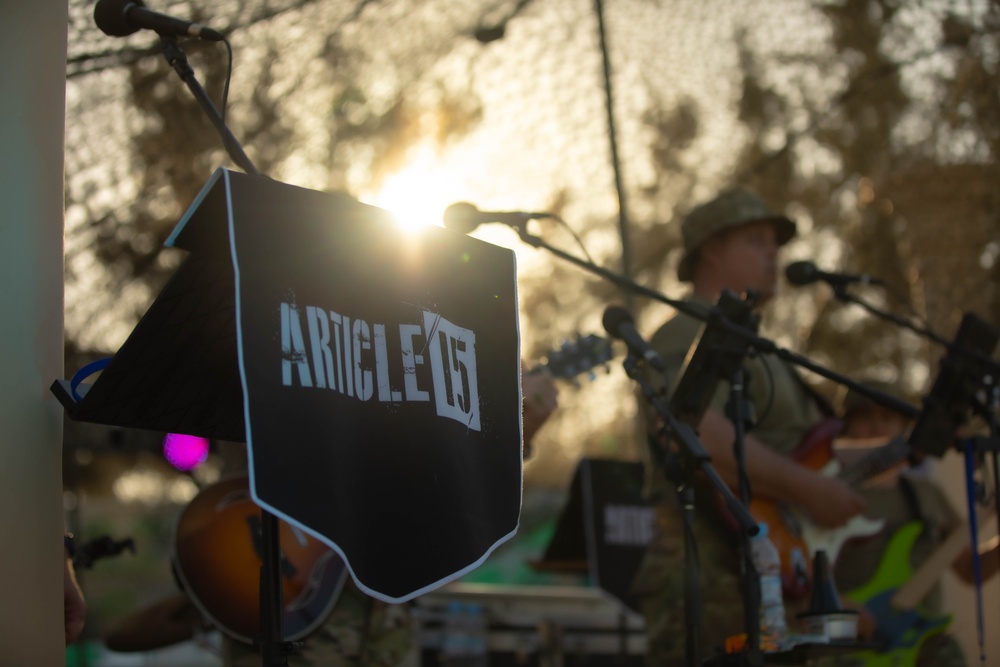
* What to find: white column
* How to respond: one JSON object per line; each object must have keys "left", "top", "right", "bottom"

{"left": 0, "top": 1, "right": 69, "bottom": 663}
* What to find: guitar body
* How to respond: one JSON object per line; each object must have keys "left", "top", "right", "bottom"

{"left": 726, "top": 418, "right": 885, "bottom": 598}
{"left": 754, "top": 457, "right": 885, "bottom": 598}
{"left": 173, "top": 475, "right": 347, "bottom": 643}
{"left": 844, "top": 522, "right": 952, "bottom": 666}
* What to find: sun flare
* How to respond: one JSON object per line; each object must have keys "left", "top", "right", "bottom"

{"left": 361, "top": 146, "right": 463, "bottom": 233}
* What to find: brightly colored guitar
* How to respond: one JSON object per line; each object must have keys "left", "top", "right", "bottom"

{"left": 173, "top": 475, "right": 348, "bottom": 643}
{"left": 842, "top": 504, "right": 994, "bottom": 666}
{"left": 733, "top": 419, "right": 914, "bottom": 597}
{"left": 842, "top": 522, "right": 952, "bottom": 666}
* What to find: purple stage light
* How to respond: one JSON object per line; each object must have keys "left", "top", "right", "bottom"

{"left": 163, "top": 433, "right": 210, "bottom": 471}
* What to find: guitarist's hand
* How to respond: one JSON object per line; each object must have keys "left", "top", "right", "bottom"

{"left": 522, "top": 363, "right": 559, "bottom": 445}
{"left": 798, "top": 474, "right": 867, "bottom": 528}
{"left": 839, "top": 599, "right": 875, "bottom": 641}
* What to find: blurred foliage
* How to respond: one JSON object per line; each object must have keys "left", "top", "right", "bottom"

{"left": 61, "top": 0, "right": 1000, "bottom": 651}
{"left": 64, "top": 0, "right": 999, "bottom": 483}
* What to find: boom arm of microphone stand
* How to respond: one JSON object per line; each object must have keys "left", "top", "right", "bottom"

{"left": 621, "top": 352, "right": 758, "bottom": 536}
{"left": 513, "top": 226, "right": 919, "bottom": 423}
{"left": 512, "top": 227, "right": 707, "bottom": 320}
{"left": 707, "top": 313, "right": 921, "bottom": 421}
{"left": 831, "top": 285, "right": 1000, "bottom": 377}
{"left": 158, "top": 36, "right": 260, "bottom": 177}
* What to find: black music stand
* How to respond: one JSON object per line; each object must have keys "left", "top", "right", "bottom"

{"left": 56, "top": 34, "right": 524, "bottom": 665}
{"left": 52, "top": 170, "right": 395, "bottom": 664}
{"left": 54, "top": 165, "right": 525, "bottom": 665}
{"left": 536, "top": 457, "right": 653, "bottom": 614}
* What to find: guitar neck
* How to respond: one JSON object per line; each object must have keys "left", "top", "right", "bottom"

{"left": 838, "top": 436, "right": 911, "bottom": 488}
{"left": 891, "top": 509, "right": 997, "bottom": 610}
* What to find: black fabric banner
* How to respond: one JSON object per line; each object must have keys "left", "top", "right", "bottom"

{"left": 161, "top": 168, "right": 524, "bottom": 602}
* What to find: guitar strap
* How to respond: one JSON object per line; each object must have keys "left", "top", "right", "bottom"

{"left": 898, "top": 475, "right": 926, "bottom": 526}
{"left": 786, "top": 360, "right": 836, "bottom": 418}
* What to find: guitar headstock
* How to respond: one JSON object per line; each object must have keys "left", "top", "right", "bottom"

{"left": 537, "top": 334, "right": 614, "bottom": 383}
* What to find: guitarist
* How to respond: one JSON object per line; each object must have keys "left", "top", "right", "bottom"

{"left": 629, "top": 187, "right": 868, "bottom": 666}
{"left": 831, "top": 382, "right": 1000, "bottom": 667}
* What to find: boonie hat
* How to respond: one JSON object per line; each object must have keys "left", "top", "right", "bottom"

{"left": 677, "top": 188, "right": 796, "bottom": 282}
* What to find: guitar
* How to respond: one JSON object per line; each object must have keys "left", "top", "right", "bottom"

{"left": 523, "top": 333, "right": 613, "bottom": 457}
{"left": 733, "top": 419, "right": 915, "bottom": 598}
{"left": 531, "top": 333, "right": 613, "bottom": 381}
{"left": 843, "top": 508, "right": 995, "bottom": 666}
{"left": 843, "top": 523, "right": 951, "bottom": 666}
{"left": 172, "top": 475, "right": 348, "bottom": 643}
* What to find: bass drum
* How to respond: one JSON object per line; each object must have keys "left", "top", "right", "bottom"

{"left": 173, "top": 475, "right": 347, "bottom": 643}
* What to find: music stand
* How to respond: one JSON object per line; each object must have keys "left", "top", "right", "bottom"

{"left": 55, "top": 35, "right": 526, "bottom": 666}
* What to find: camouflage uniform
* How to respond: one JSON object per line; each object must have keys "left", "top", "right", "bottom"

{"left": 631, "top": 189, "right": 811, "bottom": 665}
{"left": 222, "top": 579, "right": 418, "bottom": 667}
{"left": 631, "top": 296, "right": 822, "bottom": 665}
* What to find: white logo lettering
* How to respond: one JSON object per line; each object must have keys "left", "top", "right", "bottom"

{"left": 424, "top": 311, "right": 480, "bottom": 430}
{"left": 603, "top": 504, "right": 655, "bottom": 546}
{"left": 277, "top": 301, "right": 481, "bottom": 431}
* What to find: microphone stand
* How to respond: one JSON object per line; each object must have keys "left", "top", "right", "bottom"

{"left": 826, "top": 286, "right": 1000, "bottom": 655}
{"left": 508, "top": 222, "right": 709, "bottom": 321}
{"left": 157, "top": 35, "right": 292, "bottom": 666}
{"left": 515, "top": 225, "right": 767, "bottom": 663}
{"left": 619, "top": 349, "right": 759, "bottom": 667}
{"left": 507, "top": 226, "right": 931, "bottom": 664}
{"left": 669, "top": 290, "right": 764, "bottom": 666}
{"left": 159, "top": 36, "right": 260, "bottom": 178}
{"left": 510, "top": 223, "right": 920, "bottom": 420}
{"left": 828, "top": 284, "right": 1000, "bottom": 377}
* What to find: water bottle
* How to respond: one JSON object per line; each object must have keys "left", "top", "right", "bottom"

{"left": 441, "top": 600, "right": 468, "bottom": 665}
{"left": 751, "top": 522, "right": 788, "bottom": 650}
{"left": 464, "top": 603, "right": 490, "bottom": 667}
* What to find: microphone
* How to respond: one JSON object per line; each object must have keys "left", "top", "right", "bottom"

{"left": 442, "top": 202, "right": 553, "bottom": 234}
{"left": 785, "top": 261, "right": 883, "bottom": 287}
{"left": 94, "top": 0, "right": 225, "bottom": 41}
{"left": 602, "top": 306, "right": 666, "bottom": 372}
{"left": 474, "top": 25, "right": 506, "bottom": 44}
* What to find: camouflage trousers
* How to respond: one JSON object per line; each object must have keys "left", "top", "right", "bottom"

{"left": 805, "top": 633, "right": 967, "bottom": 667}
{"left": 630, "top": 505, "right": 776, "bottom": 666}
{"left": 223, "top": 580, "right": 418, "bottom": 667}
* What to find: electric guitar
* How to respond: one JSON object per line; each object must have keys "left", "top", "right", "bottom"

{"left": 844, "top": 508, "right": 995, "bottom": 666}
{"left": 733, "top": 419, "right": 914, "bottom": 597}
{"left": 843, "top": 523, "right": 951, "bottom": 666}
{"left": 172, "top": 475, "right": 348, "bottom": 644}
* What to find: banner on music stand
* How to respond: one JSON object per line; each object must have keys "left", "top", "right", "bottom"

{"left": 56, "top": 168, "right": 524, "bottom": 603}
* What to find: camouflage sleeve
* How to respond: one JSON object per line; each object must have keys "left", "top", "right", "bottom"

{"left": 221, "top": 580, "right": 418, "bottom": 667}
